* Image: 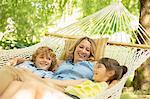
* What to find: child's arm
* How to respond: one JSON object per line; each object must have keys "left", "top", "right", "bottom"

{"left": 6, "top": 57, "right": 29, "bottom": 66}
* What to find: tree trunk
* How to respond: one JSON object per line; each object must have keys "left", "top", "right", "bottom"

{"left": 140, "top": 0, "right": 150, "bottom": 34}
{"left": 133, "top": 0, "right": 150, "bottom": 94}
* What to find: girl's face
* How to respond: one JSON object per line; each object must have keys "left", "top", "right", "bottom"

{"left": 93, "top": 63, "right": 113, "bottom": 82}
{"left": 73, "top": 39, "right": 91, "bottom": 63}
{"left": 35, "top": 53, "right": 52, "bottom": 70}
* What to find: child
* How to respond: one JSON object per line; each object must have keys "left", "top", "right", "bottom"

{"left": 64, "top": 57, "right": 128, "bottom": 99}
{"left": 15, "top": 46, "right": 57, "bottom": 78}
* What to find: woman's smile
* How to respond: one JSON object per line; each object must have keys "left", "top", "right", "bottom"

{"left": 74, "top": 40, "right": 91, "bottom": 63}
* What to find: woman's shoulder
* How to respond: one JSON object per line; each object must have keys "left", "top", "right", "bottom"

{"left": 57, "top": 59, "right": 63, "bottom": 65}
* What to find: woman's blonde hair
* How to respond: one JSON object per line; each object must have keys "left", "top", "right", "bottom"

{"left": 66, "top": 37, "right": 96, "bottom": 62}
{"left": 32, "top": 46, "right": 57, "bottom": 71}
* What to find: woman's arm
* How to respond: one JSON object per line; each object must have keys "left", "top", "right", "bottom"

{"left": 108, "top": 80, "right": 118, "bottom": 88}
{"left": 44, "top": 79, "right": 86, "bottom": 89}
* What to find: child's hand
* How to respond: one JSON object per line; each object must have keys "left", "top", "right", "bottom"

{"left": 109, "top": 80, "right": 118, "bottom": 88}
{"left": 6, "top": 57, "right": 27, "bottom": 66}
{"left": 6, "top": 58, "right": 18, "bottom": 66}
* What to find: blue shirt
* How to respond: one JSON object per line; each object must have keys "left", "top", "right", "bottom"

{"left": 16, "top": 61, "right": 54, "bottom": 78}
{"left": 52, "top": 60, "right": 94, "bottom": 80}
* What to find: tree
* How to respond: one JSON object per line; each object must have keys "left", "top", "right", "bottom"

{"left": 0, "top": 0, "right": 70, "bottom": 49}
{"left": 133, "top": 0, "right": 150, "bottom": 94}
{"left": 140, "top": 0, "right": 150, "bottom": 34}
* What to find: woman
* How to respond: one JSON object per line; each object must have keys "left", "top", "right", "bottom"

{"left": 0, "top": 37, "right": 96, "bottom": 99}
{"left": 52, "top": 36, "right": 96, "bottom": 80}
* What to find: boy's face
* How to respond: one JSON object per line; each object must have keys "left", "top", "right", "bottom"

{"left": 35, "top": 53, "right": 52, "bottom": 70}
{"left": 93, "top": 63, "right": 109, "bottom": 82}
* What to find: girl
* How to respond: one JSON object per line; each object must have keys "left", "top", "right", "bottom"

{"left": 64, "top": 57, "right": 128, "bottom": 99}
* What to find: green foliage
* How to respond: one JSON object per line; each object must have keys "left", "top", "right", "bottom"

{"left": 0, "top": 0, "right": 70, "bottom": 49}
{"left": 79, "top": 0, "right": 139, "bottom": 18}
{"left": 0, "top": 0, "right": 140, "bottom": 49}
{"left": 79, "top": 0, "right": 111, "bottom": 17}
{"left": 120, "top": 92, "right": 136, "bottom": 99}
{"left": 122, "top": 0, "right": 140, "bottom": 16}
{"left": 125, "top": 74, "right": 135, "bottom": 87}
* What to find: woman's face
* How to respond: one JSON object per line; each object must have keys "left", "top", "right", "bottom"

{"left": 73, "top": 39, "right": 91, "bottom": 63}
{"left": 35, "top": 53, "right": 52, "bottom": 70}
{"left": 93, "top": 63, "right": 110, "bottom": 82}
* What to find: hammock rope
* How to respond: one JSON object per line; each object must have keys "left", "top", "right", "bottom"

{"left": 0, "top": 1, "right": 150, "bottom": 99}
{"left": 48, "top": 2, "right": 150, "bottom": 44}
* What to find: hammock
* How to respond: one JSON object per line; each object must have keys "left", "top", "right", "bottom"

{"left": 0, "top": 1, "right": 150, "bottom": 99}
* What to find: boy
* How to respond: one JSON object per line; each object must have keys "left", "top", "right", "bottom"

{"left": 15, "top": 46, "right": 57, "bottom": 78}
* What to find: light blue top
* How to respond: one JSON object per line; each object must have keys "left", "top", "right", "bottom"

{"left": 52, "top": 60, "right": 94, "bottom": 80}
{"left": 16, "top": 61, "right": 54, "bottom": 78}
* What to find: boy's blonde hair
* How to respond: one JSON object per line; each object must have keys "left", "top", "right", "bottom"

{"left": 32, "top": 46, "right": 57, "bottom": 71}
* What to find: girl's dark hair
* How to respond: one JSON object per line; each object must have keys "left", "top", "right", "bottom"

{"left": 98, "top": 57, "right": 127, "bottom": 82}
